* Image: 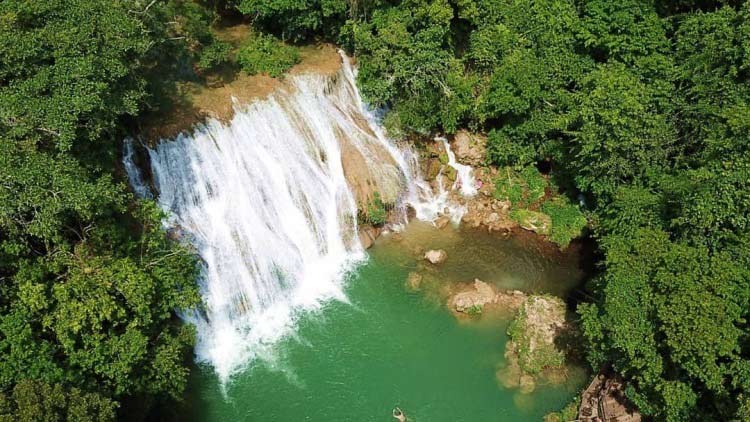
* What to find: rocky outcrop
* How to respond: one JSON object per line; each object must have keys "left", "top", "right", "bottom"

{"left": 450, "top": 279, "right": 497, "bottom": 313}
{"left": 498, "top": 295, "right": 573, "bottom": 394}
{"left": 514, "top": 210, "right": 552, "bottom": 235}
{"left": 358, "top": 225, "right": 382, "bottom": 249}
{"left": 449, "top": 280, "right": 527, "bottom": 314}
{"left": 424, "top": 249, "right": 447, "bottom": 264}
{"left": 452, "top": 130, "right": 487, "bottom": 167}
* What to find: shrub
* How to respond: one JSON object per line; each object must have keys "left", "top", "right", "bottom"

{"left": 466, "top": 304, "right": 483, "bottom": 316}
{"left": 365, "top": 192, "right": 387, "bottom": 225}
{"left": 542, "top": 197, "right": 587, "bottom": 248}
{"left": 197, "top": 41, "right": 232, "bottom": 72}
{"left": 237, "top": 34, "right": 299, "bottom": 77}
{"left": 520, "top": 165, "right": 547, "bottom": 204}
{"left": 494, "top": 165, "right": 546, "bottom": 207}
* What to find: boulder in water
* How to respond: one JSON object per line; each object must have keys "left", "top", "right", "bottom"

{"left": 424, "top": 249, "right": 447, "bottom": 264}
{"left": 435, "top": 215, "right": 451, "bottom": 229}
{"left": 450, "top": 279, "right": 497, "bottom": 313}
{"left": 506, "top": 296, "right": 570, "bottom": 376}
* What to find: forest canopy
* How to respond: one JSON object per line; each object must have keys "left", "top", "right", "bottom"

{"left": 1, "top": 0, "right": 749, "bottom": 421}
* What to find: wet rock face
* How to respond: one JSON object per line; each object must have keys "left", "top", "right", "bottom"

{"left": 424, "top": 249, "right": 448, "bottom": 264}
{"left": 358, "top": 225, "right": 382, "bottom": 249}
{"left": 452, "top": 130, "right": 487, "bottom": 167}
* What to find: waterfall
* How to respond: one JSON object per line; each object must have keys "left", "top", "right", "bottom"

{"left": 123, "top": 52, "right": 469, "bottom": 382}
{"left": 438, "top": 137, "right": 478, "bottom": 197}
{"left": 122, "top": 138, "right": 153, "bottom": 199}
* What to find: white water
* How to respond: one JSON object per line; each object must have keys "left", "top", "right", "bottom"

{"left": 122, "top": 138, "right": 153, "bottom": 199}
{"left": 124, "top": 52, "right": 470, "bottom": 382}
{"left": 438, "top": 137, "right": 478, "bottom": 197}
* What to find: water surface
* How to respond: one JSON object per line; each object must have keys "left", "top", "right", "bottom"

{"left": 180, "top": 223, "right": 586, "bottom": 421}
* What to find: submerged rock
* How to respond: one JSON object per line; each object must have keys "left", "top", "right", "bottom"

{"left": 406, "top": 272, "right": 423, "bottom": 291}
{"left": 424, "top": 249, "right": 447, "bottom": 264}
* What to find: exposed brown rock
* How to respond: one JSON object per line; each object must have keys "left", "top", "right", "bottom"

{"left": 452, "top": 130, "right": 487, "bottom": 166}
{"left": 424, "top": 249, "right": 448, "bottom": 264}
{"left": 358, "top": 225, "right": 381, "bottom": 249}
{"left": 435, "top": 215, "right": 451, "bottom": 229}
{"left": 450, "top": 279, "right": 498, "bottom": 312}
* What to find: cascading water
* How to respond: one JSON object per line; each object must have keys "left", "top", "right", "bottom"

{"left": 437, "top": 136, "right": 478, "bottom": 197}
{"left": 122, "top": 137, "right": 153, "bottom": 199}
{"left": 124, "top": 52, "right": 468, "bottom": 382}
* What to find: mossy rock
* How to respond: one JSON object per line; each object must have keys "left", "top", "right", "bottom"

{"left": 544, "top": 397, "right": 580, "bottom": 422}
{"left": 506, "top": 296, "right": 568, "bottom": 375}
{"left": 510, "top": 209, "right": 551, "bottom": 235}
{"left": 444, "top": 166, "right": 457, "bottom": 182}
{"left": 425, "top": 159, "right": 442, "bottom": 180}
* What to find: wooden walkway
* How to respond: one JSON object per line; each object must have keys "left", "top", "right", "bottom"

{"left": 577, "top": 372, "right": 642, "bottom": 422}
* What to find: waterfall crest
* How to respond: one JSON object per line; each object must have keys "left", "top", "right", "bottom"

{"left": 125, "top": 52, "right": 466, "bottom": 382}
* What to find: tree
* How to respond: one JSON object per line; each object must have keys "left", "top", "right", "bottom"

{"left": 0, "top": 0, "right": 203, "bottom": 418}
{"left": 567, "top": 63, "right": 675, "bottom": 200}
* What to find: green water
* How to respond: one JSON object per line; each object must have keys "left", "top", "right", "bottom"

{"left": 181, "top": 223, "right": 586, "bottom": 421}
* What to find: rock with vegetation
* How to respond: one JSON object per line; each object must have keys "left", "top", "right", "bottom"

{"left": 498, "top": 295, "right": 574, "bottom": 394}
{"left": 510, "top": 209, "right": 552, "bottom": 236}
{"left": 507, "top": 296, "right": 570, "bottom": 376}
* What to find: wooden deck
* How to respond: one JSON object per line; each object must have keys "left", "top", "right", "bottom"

{"left": 578, "top": 371, "right": 642, "bottom": 422}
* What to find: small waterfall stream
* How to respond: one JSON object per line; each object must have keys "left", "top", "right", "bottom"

{"left": 124, "top": 52, "right": 473, "bottom": 382}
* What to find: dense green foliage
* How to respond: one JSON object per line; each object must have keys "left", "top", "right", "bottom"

{"left": 2, "top": 0, "right": 749, "bottom": 420}
{"left": 366, "top": 192, "right": 388, "bottom": 225}
{"left": 237, "top": 0, "right": 750, "bottom": 419}
{"left": 0, "top": 0, "right": 204, "bottom": 419}
{"left": 237, "top": 33, "right": 300, "bottom": 77}
{"left": 238, "top": 0, "right": 349, "bottom": 41}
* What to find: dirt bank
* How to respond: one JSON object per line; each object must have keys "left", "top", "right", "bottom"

{"left": 139, "top": 23, "right": 342, "bottom": 143}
